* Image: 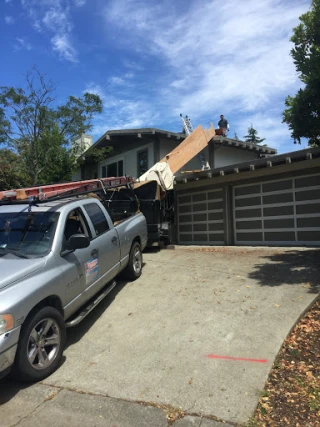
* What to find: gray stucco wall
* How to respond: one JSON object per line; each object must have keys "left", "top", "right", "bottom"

{"left": 213, "top": 146, "right": 259, "bottom": 168}
{"left": 98, "top": 142, "right": 154, "bottom": 179}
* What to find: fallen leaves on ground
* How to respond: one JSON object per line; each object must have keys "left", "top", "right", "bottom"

{"left": 165, "top": 407, "right": 185, "bottom": 424}
{"left": 250, "top": 298, "right": 320, "bottom": 427}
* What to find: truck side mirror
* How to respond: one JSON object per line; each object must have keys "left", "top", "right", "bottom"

{"left": 65, "top": 234, "right": 90, "bottom": 251}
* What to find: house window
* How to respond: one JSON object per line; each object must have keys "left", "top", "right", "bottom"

{"left": 105, "top": 160, "right": 124, "bottom": 177}
{"left": 101, "top": 166, "right": 106, "bottom": 178}
{"left": 118, "top": 160, "right": 123, "bottom": 176}
{"left": 137, "top": 149, "right": 148, "bottom": 176}
{"left": 107, "top": 162, "right": 117, "bottom": 177}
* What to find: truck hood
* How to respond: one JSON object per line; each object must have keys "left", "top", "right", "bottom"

{"left": 0, "top": 255, "right": 47, "bottom": 291}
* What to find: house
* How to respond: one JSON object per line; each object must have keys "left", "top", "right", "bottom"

{"left": 75, "top": 128, "right": 277, "bottom": 181}
{"left": 72, "top": 134, "right": 93, "bottom": 158}
{"left": 74, "top": 127, "right": 320, "bottom": 247}
{"left": 174, "top": 147, "right": 320, "bottom": 247}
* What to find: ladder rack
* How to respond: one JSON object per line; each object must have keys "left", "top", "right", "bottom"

{"left": 0, "top": 176, "right": 133, "bottom": 203}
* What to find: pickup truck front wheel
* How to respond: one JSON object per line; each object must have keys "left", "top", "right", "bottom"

{"left": 124, "top": 242, "right": 142, "bottom": 280}
{"left": 14, "top": 306, "right": 66, "bottom": 382}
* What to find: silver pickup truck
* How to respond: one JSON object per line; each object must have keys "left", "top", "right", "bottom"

{"left": 0, "top": 197, "right": 147, "bottom": 382}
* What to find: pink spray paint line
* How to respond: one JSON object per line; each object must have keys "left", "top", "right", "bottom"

{"left": 206, "top": 354, "right": 268, "bottom": 363}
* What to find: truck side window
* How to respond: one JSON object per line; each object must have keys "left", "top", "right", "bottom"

{"left": 64, "top": 209, "right": 90, "bottom": 243}
{"left": 83, "top": 203, "right": 110, "bottom": 236}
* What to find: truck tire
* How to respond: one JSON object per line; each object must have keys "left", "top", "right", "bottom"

{"left": 14, "top": 306, "right": 66, "bottom": 382}
{"left": 124, "top": 242, "right": 142, "bottom": 280}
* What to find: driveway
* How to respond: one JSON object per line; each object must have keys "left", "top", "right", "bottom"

{"left": 1, "top": 246, "right": 319, "bottom": 426}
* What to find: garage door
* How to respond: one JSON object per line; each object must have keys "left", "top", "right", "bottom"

{"left": 177, "top": 188, "right": 225, "bottom": 245}
{"left": 233, "top": 173, "right": 320, "bottom": 246}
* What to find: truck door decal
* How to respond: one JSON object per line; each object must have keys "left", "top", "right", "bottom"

{"left": 84, "top": 258, "right": 99, "bottom": 285}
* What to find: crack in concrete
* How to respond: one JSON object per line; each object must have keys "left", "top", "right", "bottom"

{"left": 40, "top": 382, "right": 242, "bottom": 426}
{"left": 187, "top": 411, "right": 241, "bottom": 426}
{"left": 9, "top": 388, "right": 62, "bottom": 427}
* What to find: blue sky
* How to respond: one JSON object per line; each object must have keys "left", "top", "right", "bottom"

{"left": 1, "top": 0, "right": 311, "bottom": 153}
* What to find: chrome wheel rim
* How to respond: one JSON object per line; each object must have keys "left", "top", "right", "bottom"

{"left": 27, "top": 318, "right": 61, "bottom": 370}
{"left": 133, "top": 248, "right": 142, "bottom": 274}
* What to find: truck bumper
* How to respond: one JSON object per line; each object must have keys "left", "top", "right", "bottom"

{"left": 0, "top": 325, "right": 21, "bottom": 376}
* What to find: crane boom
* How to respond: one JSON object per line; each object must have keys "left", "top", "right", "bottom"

{"left": 138, "top": 122, "right": 215, "bottom": 189}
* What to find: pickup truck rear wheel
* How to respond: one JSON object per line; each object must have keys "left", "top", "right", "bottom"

{"left": 124, "top": 242, "right": 142, "bottom": 280}
{"left": 14, "top": 306, "right": 66, "bottom": 382}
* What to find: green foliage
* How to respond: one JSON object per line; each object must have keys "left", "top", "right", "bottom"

{"left": 76, "top": 146, "right": 113, "bottom": 165}
{"left": 283, "top": 0, "right": 320, "bottom": 146}
{"left": 0, "top": 149, "right": 30, "bottom": 190}
{"left": 243, "top": 125, "right": 266, "bottom": 144}
{"left": 0, "top": 67, "right": 103, "bottom": 185}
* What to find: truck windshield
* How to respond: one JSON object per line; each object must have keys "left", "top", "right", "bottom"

{"left": 0, "top": 212, "right": 59, "bottom": 257}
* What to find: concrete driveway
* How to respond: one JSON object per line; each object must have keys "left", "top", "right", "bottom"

{"left": 1, "top": 246, "right": 319, "bottom": 426}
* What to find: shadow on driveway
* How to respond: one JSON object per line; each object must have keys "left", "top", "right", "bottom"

{"left": 0, "top": 277, "right": 133, "bottom": 404}
{"left": 248, "top": 249, "right": 320, "bottom": 293}
{"left": 65, "top": 279, "right": 129, "bottom": 350}
{"left": 0, "top": 378, "right": 30, "bottom": 405}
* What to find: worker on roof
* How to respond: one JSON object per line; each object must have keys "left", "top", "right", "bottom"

{"left": 218, "top": 115, "right": 229, "bottom": 136}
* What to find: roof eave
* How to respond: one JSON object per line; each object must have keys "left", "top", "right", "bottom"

{"left": 212, "top": 136, "right": 277, "bottom": 154}
{"left": 176, "top": 147, "right": 320, "bottom": 183}
{"left": 90, "top": 128, "right": 185, "bottom": 151}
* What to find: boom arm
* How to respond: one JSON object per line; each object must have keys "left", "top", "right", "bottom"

{"left": 137, "top": 124, "right": 215, "bottom": 190}
{"left": 159, "top": 124, "right": 215, "bottom": 174}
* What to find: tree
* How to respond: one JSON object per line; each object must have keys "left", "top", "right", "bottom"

{"left": 0, "top": 149, "right": 30, "bottom": 190}
{"left": 76, "top": 147, "right": 113, "bottom": 165}
{"left": 0, "top": 67, "right": 103, "bottom": 185}
{"left": 283, "top": 0, "right": 320, "bottom": 146}
{"left": 243, "top": 125, "right": 266, "bottom": 144}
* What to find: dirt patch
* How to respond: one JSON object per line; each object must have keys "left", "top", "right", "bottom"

{"left": 250, "top": 298, "right": 320, "bottom": 426}
{"left": 179, "top": 246, "right": 285, "bottom": 257}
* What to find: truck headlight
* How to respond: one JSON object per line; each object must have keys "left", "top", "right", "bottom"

{"left": 0, "top": 314, "right": 14, "bottom": 334}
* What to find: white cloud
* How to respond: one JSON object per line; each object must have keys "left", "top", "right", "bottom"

{"left": 83, "top": 84, "right": 108, "bottom": 101}
{"left": 73, "top": 0, "right": 86, "bottom": 6}
{"left": 232, "top": 112, "right": 289, "bottom": 151}
{"left": 108, "top": 73, "right": 134, "bottom": 87}
{"left": 102, "top": 0, "right": 310, "bottom": 151}
{"left": 84, "top": 83, "right": 159, "bottom": 136}
{"left": 21, "top": 0, "right": 78, "bottom": 62}
{"left": 122, "top": 59, "right": 144, "bottom": 71}
{"left": 51, "top": 34, "right": 78, "bottom": 63}
{"left": 109, "top": 76, "right": 125, "bottom": 86}
{"left": 14, "top": 37, "right": 32, "bottom": 51}
{"left": 5, "top": 16, "right": 14, "bottom": 24}
{"left": 43, "top": 7, "right": 71, "bottom": 33}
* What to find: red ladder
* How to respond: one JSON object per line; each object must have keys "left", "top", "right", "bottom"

{"left": 0, "top": 176, "right": 132, "bottom": 201}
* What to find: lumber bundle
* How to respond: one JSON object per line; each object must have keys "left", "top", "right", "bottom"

{"left": 159, "top": 125, "right": 215, "bottom": 174}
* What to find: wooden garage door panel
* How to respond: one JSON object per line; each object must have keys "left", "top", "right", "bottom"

{"left": 233, "top": 173, "right": 320, "bottom": 246}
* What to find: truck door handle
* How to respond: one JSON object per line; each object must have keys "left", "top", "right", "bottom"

{"left": 112, "top": 237, "right": 117, "bottom": 243}
{"left": 91, "top": 249, "right": 99, "bottom": 257}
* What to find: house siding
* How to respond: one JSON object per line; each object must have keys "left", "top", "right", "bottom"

{"left": 159, "top": 137, "right": 179, "bottom": 160}
{"left": 176, "top": 146, "right": 210, "bottom": 173}
{"left": 213, "top": 146, "right": 259, "bottom": 168}
{"left": 98, "top": 142, "right": 154, "bottom": 179}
